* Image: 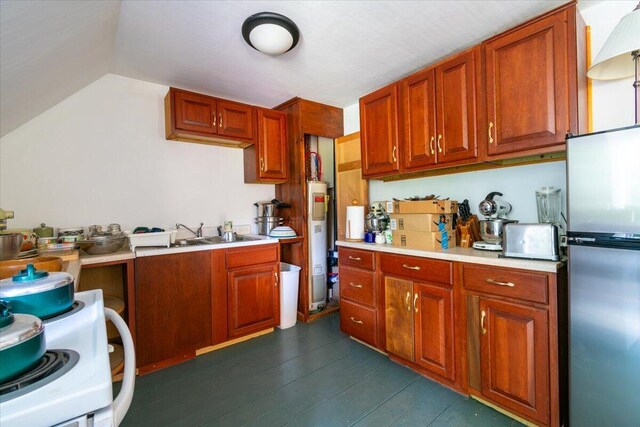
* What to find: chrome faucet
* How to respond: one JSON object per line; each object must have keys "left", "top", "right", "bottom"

{"left": 176, "top": 222, "right": 204, "bottom": 238}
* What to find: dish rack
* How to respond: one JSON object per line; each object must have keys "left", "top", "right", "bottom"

{"left": 124, "top": 230, "right": 171, "bottom": 250}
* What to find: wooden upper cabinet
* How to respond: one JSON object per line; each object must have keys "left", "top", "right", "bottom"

{"left": 244, "top": 108, "right": 287, "bottom": 184}
{"left": 414, "top": 282, "right": 455, "bottom": 381}
{"left": 384, "top": 276, "right": 414, "bottom": 361}
{"left": 484, "top": 6, "right": 577, "bottom": 156}
{"left": 480, "top": 298, "right": 549, "bottom": 424}
{"left": 435, "top": 48, "right": 479, "bottom": 164}
{"left": 360, "top": 83, "right": 401, "bottom": 177}
{"left": 402, "top": 68, "right": 437, "bottom": 170}
{"left": 217, "top": 100, "right": 254, "bottom": 140}
{"left": 173, "top": 90, "right": 217, "bottom": 135}
{"left": 165, "top": 87, "right": 258, "bottom": 148}
{"left": 228, "top": 263, "right": 279, "bottom": 338}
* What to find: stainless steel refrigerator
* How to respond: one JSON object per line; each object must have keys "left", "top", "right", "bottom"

{"left": 567, "top": 126, "right": 640, "bottom": 426}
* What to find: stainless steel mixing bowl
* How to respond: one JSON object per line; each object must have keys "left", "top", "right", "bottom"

{"left": 0, "top": 234, "right": 23, "bottom": 261}
{"left": 479, "top": 219, "right": 518, "bottom": 245}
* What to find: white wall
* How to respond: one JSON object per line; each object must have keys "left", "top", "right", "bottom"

{"left": 0, "top": 74, "right": 274, "bottom": 231}
{"left": 342, "top": 1, "right": 636, "bottom": 222}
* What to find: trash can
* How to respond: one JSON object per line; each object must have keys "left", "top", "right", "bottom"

{"left": 279, "top": 262, "right": 301, "bottom": 329}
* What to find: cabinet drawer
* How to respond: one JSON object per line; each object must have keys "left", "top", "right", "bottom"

{"left": 340, "top": 300, "right": 377, "bottom": 347}
{"left": 462, "top": 264, "right": 548, "bottom": 304}
{"left": 340, "top": 266, "right": 375, "bottom": 307}
{"left": 339, "top": 248, "right": 374, "bottom": 270}
{"left": 380, "top": 253, "right": 452, "bottom": 285}
{"left": 225, "top": 244, "right": 278, "bottom": 269}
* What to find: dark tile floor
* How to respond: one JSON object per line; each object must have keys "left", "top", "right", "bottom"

{"left": 116, "top": 314, "right": 522, "bottom": 426}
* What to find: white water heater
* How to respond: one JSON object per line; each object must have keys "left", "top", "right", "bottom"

{"left": 307, "top": 181, "right": 328, "bottom": 311}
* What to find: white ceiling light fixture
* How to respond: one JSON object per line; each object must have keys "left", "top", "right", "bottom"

{"left": 242, "top": 12, "right": 300, "bottom": 56}
{"left": 587, "top": 2, "right": 640, "bottom": 124}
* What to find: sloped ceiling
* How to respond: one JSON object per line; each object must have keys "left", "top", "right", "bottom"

{"left": 2, "top": 0, "right": 584, "bottom": 138}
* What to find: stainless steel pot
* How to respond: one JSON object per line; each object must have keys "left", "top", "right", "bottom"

{"left": 0, "top": 233, "right": 23, "bottom": 261}
{"left": 77, "top": 232, "right": 126, "bottom": 255}
{"left": 255, "top": 217, "right": 284, "bottom": 236}
{"left": 255, "top": 202, "right": 278, "bottom": 218}
{"left": 0, "top": 264, "right": 74, "bottom": 319}
{"left": 479, "top": 219, "right": 518, "bottom": 245}
{"left": 0, "top": 301, "right": 46, "bottom": 383}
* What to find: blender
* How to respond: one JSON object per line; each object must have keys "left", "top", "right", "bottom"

{"left": 536, "top": 187, "right": 562, "bottom": 225}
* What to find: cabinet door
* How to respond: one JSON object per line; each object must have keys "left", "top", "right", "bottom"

{"left": 174, "top": 89, "right": 217, "bottom": 134}
{"left": 217, "top": 100, "right": 254, "bottom": 140}
{"left": 402, "top": 68, "right": 438, "bottom": 170}
{"left": 360, "top": 84, "right": 401, "bottom": 176}
{"left": 480, "top": 298, "right": 549, "bottom": 424}
{"left": 484, "top": 9, "right": 569, "bottom": 155}
{"left": 257, "top": 109, "right": 287, "bottom": 180}
{"left": 384, "top": 276, "right": 414, "bottom": 361}
{"left": 414, "top": 283, "right": 454, "bottom": 381}
{"left": 135, "top": 251, "right": 212, "bottom": 369}
{"left": 435, "top": 49, "right": 479, "bottom": 164}
{"left": 228, "top": 263, "right": 278, "bottom": 338}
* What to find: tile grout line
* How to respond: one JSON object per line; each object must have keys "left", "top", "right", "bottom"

{"left": 425, "top": 394, "right": 462, "bottom": 426}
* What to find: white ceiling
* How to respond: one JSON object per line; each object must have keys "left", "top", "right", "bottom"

{"left": 2, "top": 0, "right": 581, "bottom": 138}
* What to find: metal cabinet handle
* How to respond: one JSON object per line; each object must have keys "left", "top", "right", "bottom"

{"left": 219, "top": 113, "right": 222, "bottom": 128}
{"left": 402, "top": 264, "right": 421, "bottom": 271}
{"left": 349, "top": 282, "right": 363, "bottom": 289}
{"left": 260, "top": 157, "right": 265, "bottom": 171}
{"left": 413, "top": 293, "right": 418, "bottom": 312}
{"left": 429, "top": 136, "right": 435, "bottom": 155}
{"left": 481, "top": 310, "right": 487, "bottom": 335}
{"left": 212, "top": 113, "right": 216, "bottom": 127}
{"left": 350, "top": 317, "right": 363, "bottom": 324}
{"left": 488, "top": 122, "right": 494, "bottom": 144}
{"left": 486, "top": 278, "right": 515, "bottom": 287}
{"left": 392, "top": 145, "right": 397, "bottom": 162}
{"left": 437, "top": 134, "right": 443, "bottom": 153}
{"left": 348, "top": 256, "right": 362, "bottom": 261}
{"left": 275, "top": 271, "right": 278, "bottom": 287}
{"left": 405, "top": 291, "right": 411, "bottom": 311}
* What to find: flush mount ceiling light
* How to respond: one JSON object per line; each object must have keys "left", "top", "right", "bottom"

{"left": 242, "top": 12, "right": 300, "bottom": 55}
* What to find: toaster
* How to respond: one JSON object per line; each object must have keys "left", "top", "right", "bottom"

{"left": 502, "top": 223, "right": 561, "bottom": 261}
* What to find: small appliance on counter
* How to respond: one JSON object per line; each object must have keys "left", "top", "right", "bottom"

{"left": 365, "top": 201, "right": 389, "bottom": 233}
{"left": 473, "top": 191, "right": 518, "bottom": 251}
{"left": 502, "top": 223, "right": 561, "bottom": 261}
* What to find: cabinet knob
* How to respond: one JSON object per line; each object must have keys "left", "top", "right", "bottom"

{"left": 481, "top": 310, "right": 487, "bottom": 335}
{"left": 429, "top": 136, "right": 435, "bottom": 155}
{"left": 349, "top": 282, "right": 363, "bottom": 289}
{"left": 392, "top": 145, "right": 398, "bottom": 163}
{"left": 413, "top": 293, "right": 418, "bottom": 313}
{"left": 219, "top": 113, "right": 222, "bottom": 128}
{"left": 274, "top": 271, "right": 278, "bottom": 287}
{"left": 350, "top": 316, "right": 363, "bottom": 325}
{"left": 402, "top": 264, "right": 421, "bottom": 271}
{"left": 486, "top": 278, "right": 514, "bottom": 287}
{"left": 212, "top": 112, "right": 216, "bottom": 127}
{"left": 348, "top": 256, "right": 361, "bottom": 261}
{"left": 405, "top": 291, "right": 411, "bottom": 311}
{"left": 488, "top": 122, "right": 494, "bottom": 144}
{"left": 437, "top": 134, "right": 443, "bottom": 153}
{"left": 260, "top": 157, "right": 265, "bottom": 171}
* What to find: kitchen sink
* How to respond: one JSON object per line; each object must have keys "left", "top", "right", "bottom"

{"left": 173, "top": 235, "right": 261, "bottom": 247}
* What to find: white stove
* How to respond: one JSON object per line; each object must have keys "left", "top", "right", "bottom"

{"left": 0, "top": 289, "right": 135, "bottom": 427}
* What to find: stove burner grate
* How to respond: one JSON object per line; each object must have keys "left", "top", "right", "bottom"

{"left": 0, "top": 350, "right": 79, "bottom": 401}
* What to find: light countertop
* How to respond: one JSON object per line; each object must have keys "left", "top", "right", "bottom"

{"left": 135, "top": 236, "right": 279, "bottom": 257}
{"left": 336, "top": 240, "right": 564, "bottom": 273}
{"left": 80, "top": 247, "right": 136, "bottom": 265}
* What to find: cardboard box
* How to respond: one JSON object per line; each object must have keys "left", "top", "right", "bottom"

{"left": 391, "top": 230, "right": 456, "bottom": 250}
{"left": 386, "top": 199, "right": 459, "bottom": 214}
{"left": 390, "top": 213, "right": 454, "bottom": 232}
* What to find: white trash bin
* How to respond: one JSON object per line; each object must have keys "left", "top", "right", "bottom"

{"left": 279, "top": 262, "right": 301, "bottom": 329}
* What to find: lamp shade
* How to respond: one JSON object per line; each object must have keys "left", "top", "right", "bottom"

{"left": 242, "top": 12, "right": 300, "bottom": 56}
{"left": 587, "top": 4, "right": 640, "bottom": 80}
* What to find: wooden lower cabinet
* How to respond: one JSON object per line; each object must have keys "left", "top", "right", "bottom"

{"left": 227, "top": 263, "right": 279, "bottom": 338}
{"left": 383, "top": 274, "right": 456, "bottom": 385}
{"left": 135, "top": 251, "right": 212, "bottom": 373}
{"left": 414, "top": 283, "right": 454, "bottom": 381}
{"left": 479, "top": 298, "right": 549, "bottom": 424}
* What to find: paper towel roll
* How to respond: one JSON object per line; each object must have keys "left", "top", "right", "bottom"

{"left": 346, "top": 206, "right": 365, "bottom": 240}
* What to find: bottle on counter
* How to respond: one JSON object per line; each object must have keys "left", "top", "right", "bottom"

{"left": 384, "top": 227, "right": 393, "bottom": 244}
